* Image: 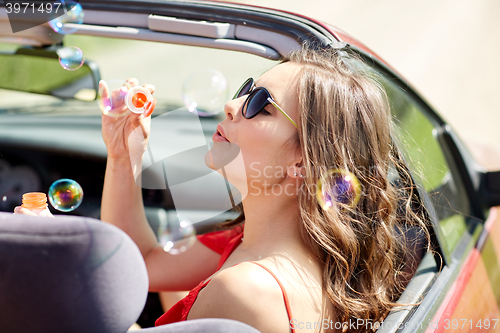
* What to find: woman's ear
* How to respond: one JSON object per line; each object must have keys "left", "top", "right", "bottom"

{"left": 287, "top": 163, "right": 305, "bottom": 179}
{"left": 287, "top": 139, "right": 304, "bottom": 178}
{"left": 287, "top": 136, "right": 306, "bottom": 178}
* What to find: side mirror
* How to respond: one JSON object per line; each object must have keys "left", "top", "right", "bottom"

{"left": 0, "top": 47, "right": 100, "bottom": 101}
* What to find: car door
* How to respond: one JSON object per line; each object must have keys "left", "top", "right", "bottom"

{"left": 330, "top": 21, "right": 500, "bottom": 333}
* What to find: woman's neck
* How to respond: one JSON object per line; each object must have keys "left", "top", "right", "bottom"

{"left": 238, "top": 189, "right": 306, "bottom": 256}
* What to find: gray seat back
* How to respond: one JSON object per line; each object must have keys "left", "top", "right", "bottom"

{"left": 0, "top": 212, "right": 148, "bottom": 333}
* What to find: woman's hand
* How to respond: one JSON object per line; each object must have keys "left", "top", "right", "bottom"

{"left": 101, "top": 78, "right": 157, "bottom": 163}
{"left": 13, "top": 206, "right": 54, "bottom": 217}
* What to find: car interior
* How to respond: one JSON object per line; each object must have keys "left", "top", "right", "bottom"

{"left": 1, "top": 1, "right": 492, "bottom": 332}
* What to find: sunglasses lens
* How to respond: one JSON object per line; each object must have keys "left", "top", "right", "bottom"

{"left": 243, "top": 88, "right": 269, "bottom": 119}
{"left": 233, "top": 78, "right": 253, "bottom": 100}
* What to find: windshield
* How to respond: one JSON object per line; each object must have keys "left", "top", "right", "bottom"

{"left": 0, "top": 35, "right": 276, "bottom": 118}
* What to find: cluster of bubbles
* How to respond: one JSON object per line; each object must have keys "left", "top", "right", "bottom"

{"left": 48, "top": 178, "right": 84, "bottom": 212}
{"left": 182, "top": 68, "right": 229, "bottom": 116}
{"left": 47, "top": 1, "right": 230, "bottom": 116}
{"left": 158, "top": 214, "right": 197, "bottom": 255}
{"left": 99, "top": 69, "right": 230, "bottom": 117}
{"left": 48, "top": 1, "right": 85, "bottom": 71}
{"left": 316, "top": 169, "right": 362, "bottom": 210}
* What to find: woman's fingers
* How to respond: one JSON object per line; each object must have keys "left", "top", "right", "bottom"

{"left": 144, "top": 98, "right": 157, "bottom": 118}
{"left": 143, "top": 84, "right": 156, "bottom": 117}
{"left": 143, "top": 84, "right": 155, "bottom": 95}
{"left": 129, "top": 111, "right": 143, "bottom": 126}
{"left": 110, "top": 85, "right": 128, "bottom": 110}
{"left": 112, "top": 85, "right": 127, "bottom": 100}
{"left": 39, "top": 209, "right": 54, "bottom": 218}
{"left": 13, "top": 206, "right": 38, "bottom": 216}
{"left": 99, "top": 80, "right": 113, "bottom": 113}
{"left": 99, "top": 80, "right": 109, "bottom": 99}
{"left": 126, "top": 78, "right": 139, "bottom": 88}
{"left": 13, "top": 206, "right": 54, "bottom": 217}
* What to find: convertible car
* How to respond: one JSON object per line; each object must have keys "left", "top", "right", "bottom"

{"left": 1, "top": 1, "right": 500, "bottom": 332}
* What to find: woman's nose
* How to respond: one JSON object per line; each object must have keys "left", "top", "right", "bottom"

{"left": 224, "top": 97, "right": 243, "bottom": 121}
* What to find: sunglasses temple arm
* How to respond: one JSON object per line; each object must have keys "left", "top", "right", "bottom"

{"left": 267, "top": 98, "right": 298, "bottom": 128}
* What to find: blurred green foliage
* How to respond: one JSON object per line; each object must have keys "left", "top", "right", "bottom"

{"left": 384, "top": 80, "right": 448, "bottom": 192}
{"left": 0, "top": 54, "right": 89, "bottom": 94}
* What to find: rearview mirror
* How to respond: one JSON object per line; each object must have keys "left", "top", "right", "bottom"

{"left": 0, "top": 47, "right": 100, "bottom": 101}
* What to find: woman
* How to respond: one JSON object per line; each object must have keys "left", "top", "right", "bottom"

{"left": 100, "top": 46, "right": 429, "bottom": 333}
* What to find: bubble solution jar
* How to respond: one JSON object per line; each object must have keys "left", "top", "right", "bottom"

{"left": 21, "top": 192, "right": 50, "bottom": 216}
{"left": 125, "top": 86, "right": 153, "bottom": 114}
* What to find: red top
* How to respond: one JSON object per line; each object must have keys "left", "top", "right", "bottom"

{"left": 155, "top": 226, "right": 295, "bottom": 332}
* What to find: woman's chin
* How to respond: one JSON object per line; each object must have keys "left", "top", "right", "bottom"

{"left": 204, "top": 142, "right": 241, "bottom": 170}
{"left": 204, "top": 142, "right": 248, "bottom": 200}
{"left": 204, "top": 152, "right": 214, "bottom": 170}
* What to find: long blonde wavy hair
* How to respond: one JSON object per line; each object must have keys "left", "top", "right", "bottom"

{"left": 225, "top": 45, "right": 430, "bottom": 331}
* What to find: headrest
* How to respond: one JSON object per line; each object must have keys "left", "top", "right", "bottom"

{"left": 0, "top": 212, "right": 148, "bottom": 333}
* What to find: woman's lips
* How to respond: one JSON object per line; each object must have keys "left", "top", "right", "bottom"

{"left": 213, "top": 125, "right": 230, "bottom": 142}
{"left": 212, "top": 130, "right": 229, "bottom": 142}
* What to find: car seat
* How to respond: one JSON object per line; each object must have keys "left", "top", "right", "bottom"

{"left": 0, "top": 212, "right": 260, "bottom": 333}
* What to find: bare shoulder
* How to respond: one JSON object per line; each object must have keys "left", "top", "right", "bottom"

{"left": 145, "top": 239, "right": 220, "bottom": 291}
{"left": 188, "top": 262, "right": 291, "bottom": 333}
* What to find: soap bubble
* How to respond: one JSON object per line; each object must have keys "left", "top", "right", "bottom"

{"left": 48, "top": 1, "right": 84, "bottom": 35}
{"left": 48, "top": 179, "right": 84, "bottom": 212}
{"left": 56, "top": 46, "right": 84, "bottom": 71}
{"left": 182, "top": 68, "right": 229, "bottom": 116}
{"left": 158, "top": 214, "right": 196, "bottom": 255}
{"left": 98, "top": 79, "right": 131, "bottom": 117}
{"left": 316, "top": 169, "right": 362, "bottom": 210}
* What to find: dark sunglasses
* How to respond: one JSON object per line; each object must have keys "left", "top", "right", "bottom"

{"left": 233, "top": 78, "right": 298, "bottom": 128}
